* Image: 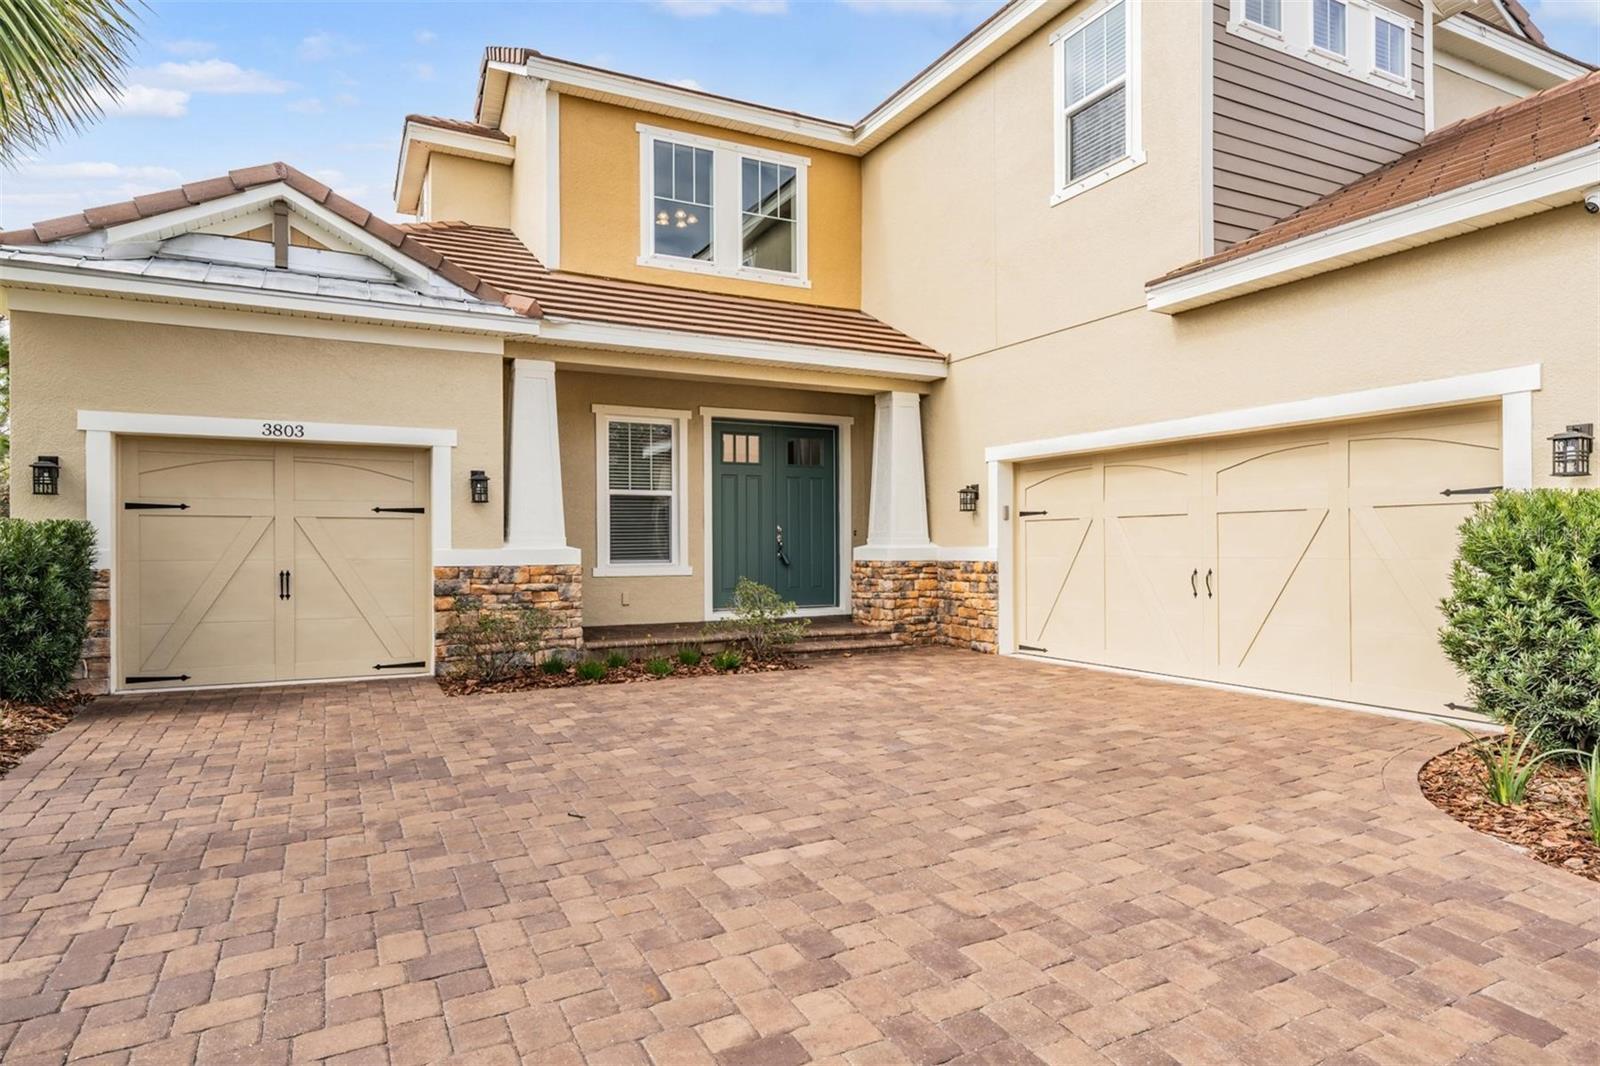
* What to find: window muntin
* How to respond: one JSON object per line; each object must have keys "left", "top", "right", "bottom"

{"left": 1373, "top": 15, "right": 1407, "bottom": 78}
{"left": 1313, "top": 0, "right": 1347, "bottom": 56}
{"left": 1058, "top": 0, "right": 1132, "bottom": 186}
{"left": 603, "top": 416, "right": 678, "bottom": 567}
{"left": 740, "top": 158, "right": 797, "bottom": 274}
{"left": 651, "top": 141, "right": 714, "bottom": 262}
{"left": 721, "top": 432, "right": 761, "bottom": 465}
{"left": 1243, "top": 0, "right": 1281, "bottom": 32}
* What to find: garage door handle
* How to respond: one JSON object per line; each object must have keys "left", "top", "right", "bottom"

{"left": 279, "top": 570, "right": 291, "bottom": 600}
{"left": 1190, "top": 569, "right": 1198, "bottom": 597}
{"left": 1205, "top": 568, "right": 1213, "bottom": 598}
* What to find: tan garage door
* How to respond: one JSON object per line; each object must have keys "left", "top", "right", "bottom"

{"left": 118, "top": 437, "right": 431, "bottom": 690}
{"left": 1015, "top": 404, "right": 1500, "bottom": 716}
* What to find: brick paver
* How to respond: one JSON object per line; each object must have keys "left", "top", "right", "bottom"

{"left": 2, "top": 650, "right": 1597, "bottom": 1064}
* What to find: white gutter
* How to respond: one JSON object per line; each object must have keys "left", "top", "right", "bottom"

{"left": 1146, "top": 143, "right": 1600, "bottom": 314}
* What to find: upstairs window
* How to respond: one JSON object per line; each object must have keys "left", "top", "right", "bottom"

{"left": 1313, "top": 0, "right": 1347, "bottom": 56}
{"left": 1373, "top": 13, "right": 1408, "bottom": 79}
{"left": 638, "top": 124, "right": 809, "bottom": 287}
{"left": 1050, "top": 0, "right": 1143, "bottom": 205}
{"left": 1243, "top": 0, "right": 1281, "bottom": 32}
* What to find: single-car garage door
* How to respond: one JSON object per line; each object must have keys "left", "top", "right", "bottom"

{"left": 118, "top": 436, "right": 431, "bottom": 690}
{"left": 1015, "top": 404, "right": 1500, "bottom": 716}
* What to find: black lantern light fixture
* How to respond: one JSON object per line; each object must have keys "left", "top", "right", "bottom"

{"left": 958, "top": 483, "right": 980, "bottom": 513}
{"left": 469, "top": 469, "right": 491, "bottom": 504}
{"left": 1550, "top": 423, "right": 1593, "bottom": 477}
{"left": 30, "top": 455, "right": 61, "bottom": 496}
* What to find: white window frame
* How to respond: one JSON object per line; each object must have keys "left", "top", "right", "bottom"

{"left": 1311, "top": 0, "right": 1348, "bottom": 59}
{"left": 1370, "top": 6, "right": 1412, "bottom": 85}
{"left": 1242, "top": 0, "right": 1283, "bottom": 36}
{"left": 636, "top": 123, "right": 810, "bottom": 289}
{"left": 1227, "top": 0, "right": 1415, "bottom": 98}
{"left": 1050, "top": 0, "right": 1144, "bottom": 207}
{"left": 593, "top": 404, "right": 693, "bottom": 577}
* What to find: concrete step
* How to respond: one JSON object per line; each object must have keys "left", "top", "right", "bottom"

{"left": 582, "top": 618, "right": 899, "bottom": 660}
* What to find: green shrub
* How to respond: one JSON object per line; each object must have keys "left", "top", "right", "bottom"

{"left": 645, "top": 656, "right": 673, "bottom": 677}
{"left": 712, "top": 649, "right": 743, "bottom": 672}
{"left": 0, "top": 519, "right": 97, "bottom": 703}
{"left": 1439, "top": 489, "right": 1600, "bottom": 750}
{"left": 1443, "top": 720, "right": 1574, "bottom": 806}
{"left": 576, "top": 659, "right": 609, "bottom": 681}
{"left": 676, "top": 646, "right": 703, "bottom": 667}
{"left": 1582, "top": 744, "right": 1600, "bottom": 848}
{"left": 539, "top": 654, "right": 569, "bottom": 675}
{"left": 605, "top": 650, "right": 629, "bottom": 670}
{"left": 713, "top": 578, "right": 809, "bottom": 660}
{"left": 440, "top": 606, "right": 550, "bottom": 684}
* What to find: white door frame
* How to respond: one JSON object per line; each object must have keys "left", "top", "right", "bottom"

{"left": 79, "top": 409, "right": 457, "bottom": 693}
{"left": 983, "top": 364, "right": 1541, "bottom": 658}
{"left": 699, "top": 407, "right": 854, "bottom": 620}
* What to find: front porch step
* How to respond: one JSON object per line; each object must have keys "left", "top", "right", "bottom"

{"left": 581, "top": 615, "right": 902, "bottom": 660}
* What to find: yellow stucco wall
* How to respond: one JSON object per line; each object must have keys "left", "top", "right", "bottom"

{"left": 555, "top": 95, "right": 863, "bottom": 307}
{"left": 551, "top": 368, "right": 874, "bottom": 626}
{"left": 6, "top": 307, "right": 507, "bottom": 550}
{"left": 1432, "top": 64, "right": 1526, "bottom": 129}
{"left": 424, "top": 154, "right": 513, "bottom": 228}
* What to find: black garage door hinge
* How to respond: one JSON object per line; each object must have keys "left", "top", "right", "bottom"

{"left": 1017, "top": 644, "right": 1048, "bottom": 653}
{"left": 1439, "top": 486, "right": 1501, "bottom": 497}
{"left": 374, "top": 661, "right": 426, "bottom": 670}
{"left": 1018, "top": 510, "right": 1049, "bottom": 517}
{"left": 371, "top": 506, "right": 425, "bottom": 514}
{"left": 124, "top": 501, "right": 189, "bottom": 510}
{"left": 125, "top": 674, "right": 190, "bottom": 683}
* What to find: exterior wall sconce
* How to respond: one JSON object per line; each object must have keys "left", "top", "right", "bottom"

{"left": 469, "top": 469, "right": 491, "bottom": 503}
{"left": 1550, "top": 423, "right": 1593, "bottom": 477}
{"left": 30, "top": 456, "right": 61, "bottom": 496}
{"left": 958, "top": 483, "right": 980, "bottom": 512}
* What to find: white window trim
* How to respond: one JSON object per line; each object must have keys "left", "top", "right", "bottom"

{"left": 593, "top": 404, "right": 693, "bottom": 578}
{"left": 1049, "top": 0, "right": 1144, "bottom": 207}
{"left": 1312, "top": 0, "right": 1349, "bottom": 58}
{"left": 1240, "top": 0, "right": 1284, "bottom": 37}
{"left": 636, "top": 122, "right": 811, "bottom": 289}
{"left": 1369, "top": 5, "right": 1412, "bottom": 85}
{"left": 1226, "top": 0, "right": 1414, "bottom": 99}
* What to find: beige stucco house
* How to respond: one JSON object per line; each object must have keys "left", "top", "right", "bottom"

{"left": 3, "top": 0, "right": 1596, "bottom": 723}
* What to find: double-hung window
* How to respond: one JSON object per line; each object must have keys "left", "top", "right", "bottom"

{"left": 1243, "top": 0, "right": 1281, "bottom": 33}
{"left": 639, "top": 125, "right": 809, "bottom": 286}
{"left": 595, "top": 406, "right": 690, "bottom": 576}
{"left": 1313, "top": 0, "right": 1347, "bottom": 56}
{"left": 1372, "top": 11, "right": 1408, "bottom": 80}
{"left": 1051, "top": 0, "right": 1142, "bottom": 204}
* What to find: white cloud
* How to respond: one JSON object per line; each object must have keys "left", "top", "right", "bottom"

{"left": 144, "top": 59, "right": 289, "bottom": 94}
{"left": 334, "top": 92, "right": 361, "bottom": 107}
{"left": 409, "top": 62, "right": 436, "bottom": 81}
{"left": 654, "top": 0, "right": 787, "bottom": 15}
{"left": 297, "top": 31, "right": 360, "bottom": 61}
{"left": 15, "top": 161, "right": 182, "bottom": 182}
{"left": 287, "top": 97, "right": 326, "bottom": 114}
{"left": 162, "top": 39, "right": 216, "bottom": 57}
{"left": 839, "top": 0, "right": 990, "bottom": 13}
{"left": 95, "top": 84, "right": 190, "bottom": 118}
{"left": 672, "top": 77, "right": 705, "bottom": 90}
{"left": 414, "top": 29, "right": 438, "bottom": 44}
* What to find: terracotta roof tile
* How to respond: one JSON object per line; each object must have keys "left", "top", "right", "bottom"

{"left": 400, "top": 221, "right": 942, "bottom": 360}
{"left": 405, "top": 113, "right": 511, "bottom": 141}
{"left": 0, "top": 162, "right": 537, "bottom": 318}
{"left": 1154, "top": 70, "right": 1600, "bottom": 285}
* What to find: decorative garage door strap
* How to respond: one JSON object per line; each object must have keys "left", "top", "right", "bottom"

{"left": 124, "top": 501, "right": 189, "bottom": 509}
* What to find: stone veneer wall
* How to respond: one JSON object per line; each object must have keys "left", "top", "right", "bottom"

{"left": 433, "top": 565, "right": 583, "bottom": 670}
{"left": 851, "top": 559, "right": 998, "bottom": 654}
{"left": 73, "top": 569, "right": 112, "bottom": 694}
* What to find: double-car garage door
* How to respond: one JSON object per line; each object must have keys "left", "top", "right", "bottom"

{"left": 118, "top": 437, "right": 432, "bottom": 690}
{"left": 1015, "top": 405, "right": 1499, "bottom": 715}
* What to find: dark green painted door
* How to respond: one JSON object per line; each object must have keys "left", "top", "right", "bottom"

{"left": 711, "top": 420, "right": 838, "bottom": 610}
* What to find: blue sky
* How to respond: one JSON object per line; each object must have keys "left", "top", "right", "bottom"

{"left": 2, "top": 0, "right": 1597, "bottom": 230}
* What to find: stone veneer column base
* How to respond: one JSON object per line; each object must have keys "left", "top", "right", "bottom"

{"left": 851, "top": 559, "right": 998, "bottom": 654}
{"left": 433, "top": 565, "right": 583, "bottom": 672}
{"left": 72, "top": 569, "right": 112, "bottom": 695}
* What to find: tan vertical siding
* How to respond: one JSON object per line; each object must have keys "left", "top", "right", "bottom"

{"left": 1210, "top": 0, "right": 1426, "bottom": 249}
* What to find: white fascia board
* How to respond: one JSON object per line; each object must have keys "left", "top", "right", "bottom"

{"left": 536, "top": 318, "right": 947, "bottom": 381}
{"left": 1437, "top": 14, "right": 1591, "bottom": 83}
{"left": 984, "top": 364, "right": 1542, "bottom": 464}
{"left": 0, "top": 259, "right": 542, "bottom": 338}
{"left": 78, "top": 409, "right": 458, "bottom": 447}
{"left": 1146, "top": 143, "right": 1600, "bottom": 313}
{"left": 394, "top": 120, "right": 516, "bottom": 213}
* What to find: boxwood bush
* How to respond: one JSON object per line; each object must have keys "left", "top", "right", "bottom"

{"left": 0, "top": 519, "right": 98, "bottom": 703}
{"left": 1439, "top": 489, "right": 1600, "bottom": 749}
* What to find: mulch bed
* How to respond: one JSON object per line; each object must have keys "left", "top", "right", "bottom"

{"left": 0, "top": 692, "right": 96, "bottom": 780}
{"left": 439, "top": 656, "right": 802, "bottom": 696}
{"left": 1420, "top": 742, "right": 1598, "bottom": 882}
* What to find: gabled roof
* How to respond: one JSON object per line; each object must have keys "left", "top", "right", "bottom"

{"left": 405, "top": 113, "right": 510, "bottom": 142}
{"left": 1151, "top": 70, "right": 1600, "bottom": 295}
{"left": 0, "top": 162, "right": 536, "bottom": 317}
{"left": 400, "top": 221, "right": 943, "bottom": 362}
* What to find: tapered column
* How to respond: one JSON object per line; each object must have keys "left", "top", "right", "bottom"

{"left": 506, "top": 358, "right": 572, "bottom": 552}
{"left": 863, "top": 391, "right": 935, "bottom": 556}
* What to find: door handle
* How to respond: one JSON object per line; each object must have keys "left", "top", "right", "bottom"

{"left": 1205, "top": 568, "right": 1213, "bottom": 599}
{"left": 775, "top": 525, "right": 791, "bottom": 567}
{"left": 279, "top": 570, "right": 292, "bottom": 600}
{"left": 1190, "top": 568, "right": 1198, "bottom": 598}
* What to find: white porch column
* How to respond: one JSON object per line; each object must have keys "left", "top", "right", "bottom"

{"left": 863, "top": 391, "right": 935, "bottom": 556}
{"left": 506, "top": 358, "right": 573, "bottom": 552}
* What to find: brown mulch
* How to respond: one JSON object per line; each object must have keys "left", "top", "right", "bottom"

{"left": 439, "top": 656, "right": 803, "bottom": 696}
{"left": 0, "top": 691, "right": 96, "bottom": 779}
{"left": 1420, "top": 741, "right": 1599, "bottom": 882}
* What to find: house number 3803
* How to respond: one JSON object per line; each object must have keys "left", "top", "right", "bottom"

{"left": 261, "top": 422, "right": 306, "bottom": 438}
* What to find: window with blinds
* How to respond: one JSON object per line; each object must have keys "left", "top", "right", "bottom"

{"left": 1373, "top": 15, "right": 1407, "bottom": 78}
{"left": 1314, "top": 0, "right": 1347, "bottom": 55}
{"left": 1059, "top": 0, "right": 1130, "bottom": 186}
{"left": 605, "top": 419, "right": 676, "bottom": 564}
{"left": 1243, "top": 0, "right": 1281, "bottom": 31}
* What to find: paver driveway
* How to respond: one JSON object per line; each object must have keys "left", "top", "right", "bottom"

{"left": 2, "top": 650, "right": 1597, "bottom": 1065}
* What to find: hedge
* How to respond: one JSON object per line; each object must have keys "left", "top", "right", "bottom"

{"left": 1439, "top": 489, "right": 1600, "bottom": 750}
{"left": 0, "top": 519, "right": 97, "bottom": 703}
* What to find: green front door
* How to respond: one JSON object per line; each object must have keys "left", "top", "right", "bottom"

{"left": 711, "top": 420, "right": 838, "bottom": 610}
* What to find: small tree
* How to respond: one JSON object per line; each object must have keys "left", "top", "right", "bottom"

{"left": 440, "top": 606, "right": 551, "bottom": 684}
{"left": 713, "top": 578, "right": 808, "bottom": 660}
{"left": 1439, "top": 489, "right": 1600, "bottom": 750}
{"left": 0, "top": 518, "right": 96, "bottom": 702}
